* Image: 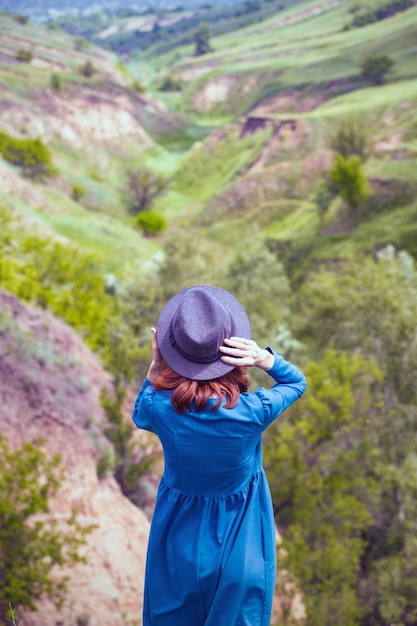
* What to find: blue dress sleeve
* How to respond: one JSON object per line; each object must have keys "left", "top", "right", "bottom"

{"left": 255, "top": 347, "right": 307, "bottom": 429}
{"left": 132, "top": 378, "right": 156, "bottom": 434}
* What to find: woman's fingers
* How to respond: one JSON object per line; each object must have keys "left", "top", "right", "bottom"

{"left": 220, "top": 337, "right": 259, "bottom": 366}
{"left": 225, "top": 336, "right": 253, "bottom": 346}
{"left": 220, "top": 353, "right": 254, "bottom": 366}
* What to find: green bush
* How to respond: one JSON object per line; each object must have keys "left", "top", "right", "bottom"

{"left": 50, "top": 73, "right": 63, "bottom": 92}
{"left": 0, "top": 205, "right": 146, "bottom": 380}
{"left": 0, "top": 131, "right": 56, "bottom": 179}
{"left": 131, "top": 80, "right": 146, "bottom": 93}
{"left": 0, "top": 434, "right": 93, "bottom": 621}
{"left": 360, "top": 54, "right": 394, "bottom": 85}
{"left": 329, "top": 153, "right": 372, "bottom": 210}
{"left": 0, "top": 231, "right": 116, "bottom": 353}
{"left": 158, "top": 75, "right": 183, "bottom": 92}
{"left": 16, "top": 49, "right": 33, "bottom": 63}
{"left": 71, "top": 183, "right": 86, "bottom": 202}
{"left": 135, "top": 210, "right": 168, "bottom": 235}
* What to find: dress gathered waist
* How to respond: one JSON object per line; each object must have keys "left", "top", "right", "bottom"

{"left": 159, "top": 466, "right": 263, "bottom": 500}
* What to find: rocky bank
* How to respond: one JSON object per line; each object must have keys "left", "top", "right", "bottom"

{"left": 0, "top": 290, "right": 150, "bottom": 626}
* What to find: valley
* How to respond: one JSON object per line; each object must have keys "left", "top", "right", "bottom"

{"left": 1, "top": 0, "right": 417, "bottom": 623}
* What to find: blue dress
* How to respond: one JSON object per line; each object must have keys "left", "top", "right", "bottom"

{"left": 132, "top": 349, "right": 307, "bottom": 626}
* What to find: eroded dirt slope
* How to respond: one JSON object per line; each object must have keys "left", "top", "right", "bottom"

{"left": 0, "top": 290, "right": 149, "bottom": 626}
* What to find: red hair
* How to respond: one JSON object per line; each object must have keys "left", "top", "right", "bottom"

{"left": 153, "top": 360, "right": 251, "bottom": 413}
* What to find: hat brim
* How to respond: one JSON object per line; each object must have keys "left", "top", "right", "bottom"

{"left": 156, "top": 285, "right": 251, "bottom": 381}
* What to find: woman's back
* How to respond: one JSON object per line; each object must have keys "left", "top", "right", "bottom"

{"left": 142, "top": 388, "right": 265, "bottom": 496}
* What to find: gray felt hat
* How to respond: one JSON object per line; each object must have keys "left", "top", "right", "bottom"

{"left": 156, "top": 285, "right": 251, "bottom": 380}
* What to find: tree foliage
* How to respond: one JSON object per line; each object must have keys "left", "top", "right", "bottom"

{"left": 0, "top": 435, "right": 92, "bottom": 621}
{"left": 348, "top": 0, "right": 413, "bottom": 28}
{"left": 265, "top": 350, "right": 384, "bottom": 626}
{"left": 330, "top": 117, "right": 372, "bottom": 162}
{"left": 0, "top": 219, "right": 117, "bottom": 356}
{"left": 127, "top": 169, "right": 168, "bottom": 215}
{"left": 193, "top": 22, "right": 213, "bottom": 56}
{"left": 284, "top": 248, "right": 417, "bottom": 624}
{"left": 295, "top": 248, "right": 417, "bottom": 404}
{"left": 225, "top": 244, "right": 291, "bottom": 344}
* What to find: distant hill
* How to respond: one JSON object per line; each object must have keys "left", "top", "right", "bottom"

{"left": 0, "top": 0, "right": 242, "bottom": 22}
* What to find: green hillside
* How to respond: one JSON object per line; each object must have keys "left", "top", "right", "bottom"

{"left": 127, "top": 0, "right": 417, "bottom": 265}
{"left": 0, "top": 13, "right": 193, "bottom": 269}
{"left": 1, "top": 2, "right": 417, "bottom": 624}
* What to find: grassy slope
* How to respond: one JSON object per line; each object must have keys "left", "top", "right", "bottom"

{"left": 132, "top": 0, "right": 417, "bottom": 268}
{"left": 0, "top": 15, "right": 181, "bottom": 270}
{"left": 1, "top": 2, "right": 417, "bottom": 276}
{"left": 168, "top": 2, "right": 417, "bottom": 114}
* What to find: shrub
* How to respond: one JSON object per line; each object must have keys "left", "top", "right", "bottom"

{"left": 71, "top": 183, "right": 86, "bottom": 202}
{"left": 194, "top": 23, "right": 213, "bottom": 56}
{"left": 329, "top": 153, "right": 372, "bottom": 210}
{"left": 74, "top": 36, "right": 88, "bottom": 51}
{"left": 330, "top": 116, "right": 372, "bottom": 162}
{"left": 360, "top": 54, "right": 394, "bottom": 85}
{"left": 0, "top": 435, "right": 93, "bottom": 621}
{"left": 100, "top": 386, "right": 154, "bottom": 505}
{"left": 158, "top": 75, "right": 183, "bottom": 92}
{"left": 16, "top": 49, "right": 33, "bottom": 63}
{"left": 14, "top": 14, "right": 29, "bottom": 24}
{"left": 0, "top": 131, "right": 56, "bottom": 179}
{"left": 349, "top": 0, "right": 414, "bottom": 27}
{"left": 97, "top": 447, "right": 116, "bottom": 478}
{"left": 127, "top": 168, "right": 168, "bottom": 215}
{"left": 132, "top": 79, "right": 146, "bottom": 93}
{"left": 314, "top": 179, "right": 336, "bottom": 225}
{"left": 135, "top": 210, "right": 168, "bottom": 235}
{"left": 80, "top": 60, "right": 96, "bottom": 78}
{"left": 50, "top": 73, "right": 63, "bottom": 92}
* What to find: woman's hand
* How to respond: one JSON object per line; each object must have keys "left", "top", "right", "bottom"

{"left": 220, "top": 337, "right": 274, "bottom": 372}
{"left": 147, "top": 327, "right": 163, "bottom": 384}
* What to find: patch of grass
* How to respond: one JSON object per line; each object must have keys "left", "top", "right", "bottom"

{"left": 310, "top": 79, "right": 417, "bottom": 125}
{"left": 171, "top": 125, "right": 272, "bottom": 204}
{"left": 262, "top": 201, "right": 319, "bottom": 240}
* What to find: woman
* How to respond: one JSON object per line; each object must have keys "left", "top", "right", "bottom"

{"left": 132, "top": 285, "right": 307, "bottom": 626}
